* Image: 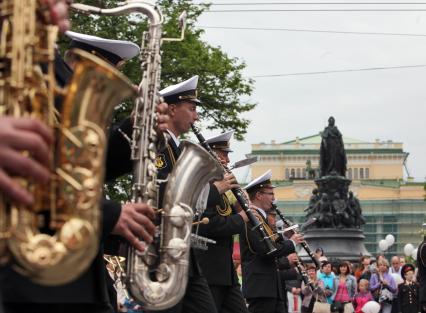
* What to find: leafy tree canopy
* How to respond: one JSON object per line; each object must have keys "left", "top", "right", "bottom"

{"left": 60, "top": 0, "right": 255, "bottom": 140}
{"left": 61, "top": 0, "right": 256, "bottom": 202}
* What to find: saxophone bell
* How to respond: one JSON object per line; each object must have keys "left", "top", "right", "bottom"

{"left": 0, "top": 1, "right": 135, "bottom": 285}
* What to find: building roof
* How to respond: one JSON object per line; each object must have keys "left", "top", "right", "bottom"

{"left": 252, "top": 133, "right": 406, "bottom": 156}
{"left": 282, "top": 133, "right": 365, "bottom": 145}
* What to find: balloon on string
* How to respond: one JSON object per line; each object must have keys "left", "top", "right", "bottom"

{"left": 412, "top": 248, "right": 418, "bottom": 260}
{"left": 404, "top": 243, "right": 414, "bottom": 257}
{"left": 385, "top": 234, "right": 395, "bottom": 246}
{"left": 379, "top": 239, "right": 389, "bottom": 251}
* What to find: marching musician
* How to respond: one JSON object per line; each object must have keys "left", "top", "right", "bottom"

{"left": 0, "top": 27, "right": 165, "bottom": 313}
{"left": 416, "top": 223, "right": 426, "bottom": 313}
{"left": 149, "top": 76, "right": 218, "bottom": 313}
{"left": 195, "top": 131, "right": 250, "bottom": 313}
{"left": 0, "top": 3, "right": 71, "bottom": 313}
{"left": 240, "top": 170, "right": 304, "bottom": 313}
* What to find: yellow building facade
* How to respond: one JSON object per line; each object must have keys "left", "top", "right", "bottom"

{"left": 250, "top": 134, "right": 425, "bottom": 258}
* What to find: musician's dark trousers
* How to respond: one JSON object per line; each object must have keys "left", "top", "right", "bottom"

{"left": 246, "top": 297, "right": 286, "bottom": 313}
{"left": 146, "top": 275, "right": 218, "bottom": 313}
{"left": 209, "top": 285, "right": 249, "bottom": 313}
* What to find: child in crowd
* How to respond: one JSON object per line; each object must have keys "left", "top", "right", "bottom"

{"left": 353, "top": 279, "right": 374, "bottom": 313}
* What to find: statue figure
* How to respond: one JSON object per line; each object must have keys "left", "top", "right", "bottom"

{"left": 332, "top": 192, "right": 351, "bottom": 228}
{"left": 316, "top": 194, "right": 334, "bottom": 228}
{"left": 348, "top": 191, "right": 366, "bottom": 227}
{"left": 305, "top": 159, "right": 316, "bottom": 179}
{"left": 305, "top": 188, "right": 320, "bottom": 216}
{"left": 319, "top": 117, "right": 347, "bottom": 177}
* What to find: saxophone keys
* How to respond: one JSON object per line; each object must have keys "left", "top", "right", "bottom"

{"left": 59, "top": 218, "right": 93, "bottom": 251}
{"left": 169, "top": 205, "right": 191, "bottom": 227}
{"left": 20, "top": 234, "right": 66, "bottom": 268}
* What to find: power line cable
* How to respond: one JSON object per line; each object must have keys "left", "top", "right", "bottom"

{"left": 198, "top": 25, "right": 426, "bottom": 37}
{"left": 251, "top": 64, "right": 426, "bottom": 77}
{"left": 205, "top": 9, "right": 426, "bottom": 12}
{"left": 196, "top": 2, "right": 426, "bottom": 5}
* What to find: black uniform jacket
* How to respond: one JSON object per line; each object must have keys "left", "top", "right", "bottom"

{"left": 398, "top": 282, "right": 420, "bottom": 313}
{"left": 0, "top": 53, "right": 129, "bottom": 305}
{"left": 418, "top": 240, "right": 426, "bottom": 312}
{"left": 195, "top": 186, "right": 245, "bottom": 286}
{"left": 240, "top": 210, "right": 295, "bottom": 300}
{"left": 156, "top": 136, "right": 201, "bottom": 277}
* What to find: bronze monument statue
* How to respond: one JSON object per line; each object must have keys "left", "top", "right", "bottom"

{"left": 300, "top": 117, "right": 370, "bottom": 262}
{"left": 320, "top": 116, "right": 347, "bottom": 177}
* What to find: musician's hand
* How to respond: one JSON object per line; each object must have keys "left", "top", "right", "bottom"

{"left": 155, "top": 102, "right": 169, "bottom": 132}
{"left": 287, "top": 252, "right": 299, "bottom": 265}
{"left": 112, "top": 202, "right": 156, "bottom": 252}
{"left": 292, "top": 287, "right": 301, "bottom": 295}
{"left": 238, "top": 210, "right": 249, "bottom": 223}
{"left": 213, "top": 173, "right": 239, "bottom": 194}
{"left": 0, "top": 117, "right": 53, "bottom": 205}
{"left": 290, "top": 233, "right": 304, "bottom": 245}
{"left": 43, "top": 0, "right": 72, "bottom": 33}
{"left": 382, "top": 279, "right": 388, "bottom": 286}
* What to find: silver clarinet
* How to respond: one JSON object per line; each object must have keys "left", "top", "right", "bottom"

{"left": 71, "top": 1, "right": 223, "bottom": 310}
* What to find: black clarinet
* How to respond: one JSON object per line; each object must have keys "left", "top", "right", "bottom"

{"left": 272, "top": 204, "right": 321, "bottom": 269}
{"left": 273, "top": 204, "right": 318, "bottom": 290}
{"left": 191, "top": 124, "right": 277, "bottom": 255}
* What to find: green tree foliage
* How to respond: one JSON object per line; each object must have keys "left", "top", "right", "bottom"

{"left": 61, "top": 0, "right": 255, "bottom": 140}
{"left": 61, "top": 0, "right": 255, "bottom": 202}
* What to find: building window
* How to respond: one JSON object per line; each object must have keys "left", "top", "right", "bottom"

{"left": 296, "top": 168, "right": 301, "bottom": 178}
{"left": 365, "top": 168, "right": 369, "bottom": 179}
{"left": 285, "top": 168, "right": 290, "bottom": 179}
{"left": 348, "top": 168, "right": 353, "bottom": 179}
{"left": 290, "top": 168, "right": 295, "bottom": 178}
{"left": 360, "top": 168, "right": 364, "bottom": 179}
{"left": 354, "top": 168, "right": 359, "bottom": 180}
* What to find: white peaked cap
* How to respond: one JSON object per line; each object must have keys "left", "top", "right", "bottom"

{"left": 362, "top": 302, "right": 381, "bottom": 313}
{"left": 244, "top": 169, "right": 275, "bottom": 191}
{"left": 159, "top": 76, "right": 201, "bottom": 104}
{"left": 65, "top": 31, "right": 140, "bottom": 61}
{"left": 205, "top": 130, "right": 234, "bottom": 152}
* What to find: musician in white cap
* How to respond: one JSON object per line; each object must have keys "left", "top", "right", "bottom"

{"left": 195, "top": 131, "right": 250, "bottom": 313}
{"left": 150, "top": 77, "right": 218, "bottom": 313}
{"left": 64, "top": 31, "right": 140, "bottom": 67}
{"left": 61, "top": 31, "right": 172, "bottom": 312}
{"left": 240, "top": 170, "right": 304, "bottom": 313}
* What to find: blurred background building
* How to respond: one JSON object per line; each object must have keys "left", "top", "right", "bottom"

{"left": 249, "top": 134, "right": 425, "bottom": 259}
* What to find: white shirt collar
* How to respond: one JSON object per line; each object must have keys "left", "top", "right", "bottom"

{"left": 256, "top": 207, "right": 267, "bottom": 219}
{"left": 167, "top": 129, "right": 180, "bottom": 147}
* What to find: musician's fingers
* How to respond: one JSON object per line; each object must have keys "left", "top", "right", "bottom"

{"left": 132, "top": 203, "right": 155, "bottom": 220}
{"left": 128, "top": 219, "right": 153, "bottom": 244}
{"left": 131, "top": 213, "right": 156, "bottom": 237}
{"left": 155, "top": 102, "right": 168, "bottom": 114}
{"left": 11, "top": 117, "right": 54, "bottom": 145}
{"left": 0, "top": 149, "right": 50, "bottom": 184}
{"left": 122, "top": 228, "right": 146, "bottom": 252}
{"left": 9, "top": 129, "right": 51, "bottom": 166}
{"left": 229, "top": 183, "right": 240, "bottom": 190}
{"left": 0, "top": 169, "right": 34, "bottom": 205}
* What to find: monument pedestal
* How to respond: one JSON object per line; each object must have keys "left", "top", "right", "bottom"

{"left": 299, "top": 228, "right": 371, "bottom": 263}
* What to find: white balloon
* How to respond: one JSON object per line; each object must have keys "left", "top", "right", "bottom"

{"left": 379, "top": 239, "right": 389, "bottom": 251}
{"left": 412, "top": 248, "right": 418, "bottom": 260}
{"left": 404, "top": 243, "right": 414, "bottom": 257}
{"left": 385, "top": 234, "right": 395, "bottom": 246}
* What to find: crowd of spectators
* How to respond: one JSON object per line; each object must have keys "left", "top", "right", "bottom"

{"left": 283, "top": 251, "right": 420, "bottom": 313}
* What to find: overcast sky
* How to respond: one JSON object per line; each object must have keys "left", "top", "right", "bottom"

{"left": 191, "top": 1, "right": 426, "bottom": 182}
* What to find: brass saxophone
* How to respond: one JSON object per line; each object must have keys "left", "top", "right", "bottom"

{"left": 71, "top": 1, "right": 223, "bottom": 310}
{"left": 0, "top": 0, "right": 135, "bottom": 285}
